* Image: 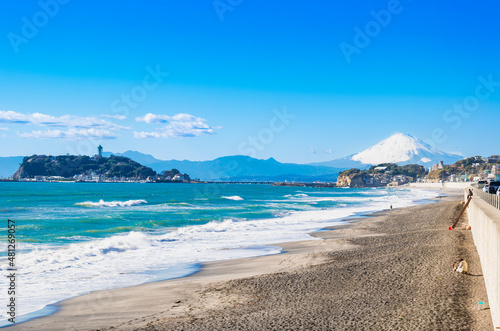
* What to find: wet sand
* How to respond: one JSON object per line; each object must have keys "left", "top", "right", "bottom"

{"left": 9, "top": 190, "right": 492, "bottom": 330}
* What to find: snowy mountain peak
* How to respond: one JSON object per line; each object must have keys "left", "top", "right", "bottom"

{"left": 350, "top": 133, "right": 460, "bottom": 166}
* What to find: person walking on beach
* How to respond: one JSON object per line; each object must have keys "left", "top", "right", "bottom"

{"left": 467, "top": 189, "right": 473, "bottom": 200}
{"left": 390, "top": 205, "right": 393, "bottom": 212}
{"left": 453, "top": 258, "right": 468, "bottom": 274}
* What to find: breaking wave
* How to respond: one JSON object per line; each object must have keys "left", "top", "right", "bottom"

{"left": 75, "top": 199, "right": 148, "bottom": 207}
{"left": 222, "top": 196, "right": 244, "bottom": 201}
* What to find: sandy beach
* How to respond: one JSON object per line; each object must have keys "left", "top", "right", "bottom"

{"left": 8, "top": 190, "right": 492, "bottom": 330}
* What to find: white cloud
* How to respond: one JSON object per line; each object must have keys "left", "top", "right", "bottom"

{"left": 135, "top": 113, "right": 219, "bottom": 138}
{"left": 134, "top": 131, "right": 165, "bottom": 139}
{"left": 135, "top": 113, "right": 198, "bottom": 124}
{"left": 0, "top": 127, "right": 8, "bottom": 131}
{"left": 136, "top": 113, "right": 170, "bottom": 124}
{"left": 18, "top": 129, "right": 118, "bottom": 140}
{"left": 101, "top": 114, "right": 127, "bottom": 120}
{"left": 0, "top": 110, "right": 127, "bottom": 130}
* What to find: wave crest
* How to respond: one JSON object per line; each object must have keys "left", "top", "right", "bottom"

{"left": 75, "top": 199, "right": 148, "bottom": 207}
{"left": 222, "top": 196, "right": 244, "bottom": 201}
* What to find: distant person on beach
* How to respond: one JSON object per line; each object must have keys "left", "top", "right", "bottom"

{"left": 467, "top": 189, "right": 473, "bottom": 200}
{"left": 390, "top": 205, "right": 393, "bottom": 212}
{"left": 453, "top": 259, "right": 468, "bottom": 274}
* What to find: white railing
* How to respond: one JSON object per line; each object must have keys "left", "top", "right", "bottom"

{"left": 472, "top": 186, "right": 500, "bottom": 210}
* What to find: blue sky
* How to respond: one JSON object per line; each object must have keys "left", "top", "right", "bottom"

{"left": 0, "top": 0, "right": 498, "bottom": 163}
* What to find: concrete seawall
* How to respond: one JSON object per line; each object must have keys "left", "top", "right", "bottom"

{"left": 466, "top": 190, "right": 500, "bottom": 329}
{"left": 408, "top": 182, "right": 471, "bottom": 189}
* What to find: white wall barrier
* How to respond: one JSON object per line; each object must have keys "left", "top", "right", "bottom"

{"left": 466, "top": 188, "right": 500, "bottom": 329}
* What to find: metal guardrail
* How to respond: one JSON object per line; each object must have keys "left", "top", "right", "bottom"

{"left": 472, "top": 186, "right": 500, "bottom": 210}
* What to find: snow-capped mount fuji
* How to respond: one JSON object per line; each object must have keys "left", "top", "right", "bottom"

{"left": 351, "top": 133, "right": 461, "bottom": 165}
{"left": 313, "top": 133, "right": 463, "bottom": 169}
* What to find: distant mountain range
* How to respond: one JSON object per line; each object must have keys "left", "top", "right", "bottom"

{"left": 311, "top": 133, "right": 463, "bottom": 169}
{"left": 104, "top": 152, "right": 342, "bottom": 182}
{"left": 0, "top": 133, "right": 465, "bottom": 181}
{"left": 103, "top": 150, "right": 160, "bottom": 166}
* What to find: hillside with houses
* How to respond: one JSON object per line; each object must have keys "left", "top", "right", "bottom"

{"left": 337, "top": 156, "right": 500, "bottom": 188}
{"left": 426, "top": 156, "right": 500, "bottom": 182}
{"left": 336, "top": 164, "right": 428, "bottom": 188}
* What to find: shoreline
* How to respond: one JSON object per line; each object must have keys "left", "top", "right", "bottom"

{"left": 1, "top": 207, "right": 391, "bottom": 329}
{"left": 141, "top": 190, "right": 490, "bottom": 330}
{"left": 4, "top": 214, "right": 388, "bottom": 331}
{"left": 3, "top": 188, "right": 479, "bottom": 330}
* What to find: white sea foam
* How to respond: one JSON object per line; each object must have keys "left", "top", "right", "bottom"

{"left": 0, "top": 188, "right": 438, "bottom": 322}
{"left": 284, "top": 193, "right": 309, "bottom": 198}
{"left": 222, "top": 196, "right": 244, "bottom": 201}
{"left": 75, "top": 199, "right": 148, "bottom": 207}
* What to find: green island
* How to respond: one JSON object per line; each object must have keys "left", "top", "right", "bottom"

{"left": 13, "top": 154, "right": 190, "bottom": 183}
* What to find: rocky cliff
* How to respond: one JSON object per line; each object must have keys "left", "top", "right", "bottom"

{"left": 336, "top": 172, "right": 365, "bottom": 188}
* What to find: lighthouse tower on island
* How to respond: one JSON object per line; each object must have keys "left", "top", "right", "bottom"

{"left": 98, "top": 145, "right": 103, "bottom": 157}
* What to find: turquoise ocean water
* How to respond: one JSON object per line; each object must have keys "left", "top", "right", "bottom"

{"left": 0, "top": 182, "right": 438, "bottom": 325}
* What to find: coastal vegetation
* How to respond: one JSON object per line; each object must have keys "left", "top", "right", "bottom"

{"left": 338, "top": 163, "right": 426, "bottom": 182}
{"left": 427, "top": 169, "right": 448, "bottom": 181}
{"left": 338, "top": 156, "right": 500, "bottom": 187}
{"left": 336, "top": 163, "right": 428, "bottom": 188}
{"left": 432, "top": 155, "right": 500, "bottom": 176}
{"left": 427, "top": 156, "right": 500, "bottom": 181}
{"left": 368, "top": 163, "right": 428, "bottom": 178}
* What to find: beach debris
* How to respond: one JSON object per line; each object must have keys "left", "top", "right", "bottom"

{"left": 478, "top": 301, "right": 485, "bottom": 310}
{"left": 466, "top": 225, "right": 471, "bottom": 230}
{"left": 453, "top": 259, "right": 468, "bottom": 274}
{"left": 175, "top": 300, "right": 182, "bottom": 303}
